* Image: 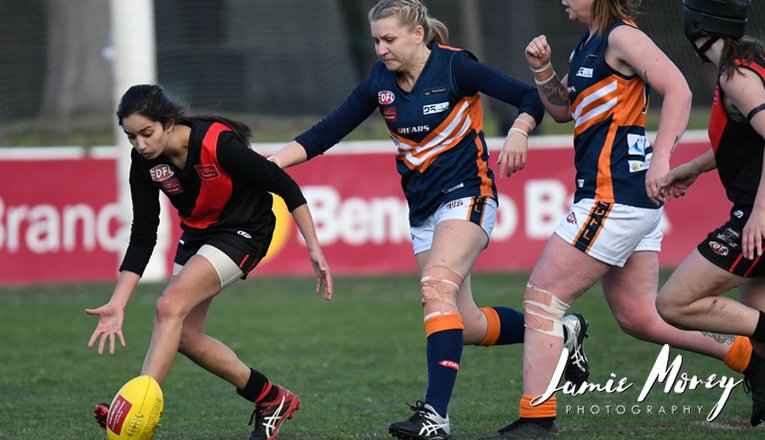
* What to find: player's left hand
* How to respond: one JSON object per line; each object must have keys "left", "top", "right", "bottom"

{"left": 86, "top": 302, "right": 126, "bottom": 355}
{"left": 309, "top": 250, "right": 333, "bottom": 301}
{"left": 743, "top": 212, "right": 765, "bottom": 260}
{"left": 497, "top": 130, "right": 528, "bottom": 177}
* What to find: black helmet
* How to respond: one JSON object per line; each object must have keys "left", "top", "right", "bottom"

{"left": 684, "top": 0, "right": 750, "bottom": 61}
{"left": 684, "top": 0, "right": 750, "bottom": 41}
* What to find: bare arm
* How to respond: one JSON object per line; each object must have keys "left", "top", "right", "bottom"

{"left": 660, "top": 149, "right": 716, "bottom": 198}
{"left": 722, "top": 68, "right": 765, "bottom": 259}
{"left": 607, "top": 25, "right": 692, "bottom": 205}
{"left": 524, "top": 35, "right": 572, "bottom": 123}
{"left": 269, "top": 140, "right": 309, "bottom": 169}
{"left": 290, "top": 204, "right": 333, "bottom": 300}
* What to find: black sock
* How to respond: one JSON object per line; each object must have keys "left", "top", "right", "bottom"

{"left": 520, "top": 416, "right": 556, "bottom": 430}
{"left": 236, "top": 368, "right": 277, "bottom": 402}
{"left": 753, "top": 312, "right": 765, "bottom": 343}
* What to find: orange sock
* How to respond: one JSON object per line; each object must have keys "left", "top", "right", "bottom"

{"left": 519, "top": 394, "right": 557, "bottom": 418}
{"left": 724, "top": 336, "right": 753, "bottom": 373}
{"left": 424, "top": 313, "right": 464, "bottom": 337}
{"left": 478, "top": 307, "right": 501, "bottom": 346}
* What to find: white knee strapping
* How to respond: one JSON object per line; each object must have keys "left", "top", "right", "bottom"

{"left": 523, "top": 282, "right": 570, "bottom": 338}
{"left": 420, "top": 265, "right": 463, "bottom": 320}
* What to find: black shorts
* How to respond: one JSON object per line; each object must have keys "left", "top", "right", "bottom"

{"left": 697, "top": 219, "right": 765, "bottom": 277}
{"left": 174, "top": 225, "right": 274, "bottom": 279}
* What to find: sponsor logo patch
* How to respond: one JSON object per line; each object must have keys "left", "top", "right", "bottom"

{"left": 628, "top": 153, "right": 652, "bottom": 173}
{"left": 423, "top": 102, "right": 449, "bottom": 115}
{"left": 237, "top": 230, "right": 252, "bottom": 239}
{"left": 106, "top": 394, "right": 132, "bottom": 435}
{"left": 709, "top": 241, "right": 730, "bottom": 256}
{"left": 576, "top": 67, "right": 594, "bottom": 78}
{"left": 382, "top": 107, "right": 397, "bottom": 122}
{"left": 195, "top": 164, "right": 220, "bottom": 180}
{"left": 438, "top": 360, "right": 460, "bottom": 371}
{"left": 446, "top": 199, "right": 464, "bottom": 209}
{"left": 734, "top": 210, "right": 744, "bottom": 219}
{"left": 150, "top": 164, "right": 174, "bottom": 182}
{"left": 150, "top": 164, "right": 184, "bottom": 195}
{"left": 716, "top": 228, "right": 740, "bottom": 248}
{"left": 627, "top": 133, "right": 649, "bottom": 156}
{"left": 398, "top": 125, "right": 429, "bottom": 134}
{"left": 424, "top": 86, "right": 448, "bottom": 96}
{"left": 378, "top": 90, "right": 395, "bottom": 105}
{"left": 566, "top": 211, "right": 577, "bottom": 225}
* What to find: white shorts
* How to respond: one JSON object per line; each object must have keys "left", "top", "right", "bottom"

{"left": 411, "top": 196, "right": 497, "bottom": 254}
{"left": 172, "top": 244, "right": 244, "bottom": 289}
{"left": 554, "top": 198, "right": 662, "bottom": 267}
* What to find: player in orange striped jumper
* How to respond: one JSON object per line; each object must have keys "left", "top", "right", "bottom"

{"left": 269, "top": 1, "right": 588, "bottom": 438}
{"left": 657, "top": 0, "right": 765, "bottom": 428}
{"left": 481, "top": 0, "right": 760, "bottom": 438}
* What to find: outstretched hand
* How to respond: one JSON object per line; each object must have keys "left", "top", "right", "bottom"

{"left": 309, "top": 250, "right": 333, "bottom": 301}
{"left": 659, "top": 161, "right": 702, "bottom": 199}
{"left": 85, "top": 303, "right": 126, "bottom": 355}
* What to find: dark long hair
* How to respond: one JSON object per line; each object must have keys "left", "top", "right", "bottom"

{"left": 720, "top": 36, "right": 765, "bottom": 78}
{"left": 116, "top": 84, "right": 252, "bottom": 143}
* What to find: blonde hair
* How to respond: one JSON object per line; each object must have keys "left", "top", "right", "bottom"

{"left": 368, "top": 0, "right": 448, "bottom": 46}
{"left": 592, "top": 0, "right": 641, "bottom": 35}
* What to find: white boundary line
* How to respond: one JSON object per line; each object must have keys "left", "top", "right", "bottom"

{"left": 0, "top": 130, "right": 710, "bottom": 159}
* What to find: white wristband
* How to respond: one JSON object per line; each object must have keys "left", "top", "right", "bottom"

{"left": 514, "top": 118, "right": 535, "bottom": 132}
{"left": 508, "top": 127, "right": 529, "bottom": 138}
{"left": 534, "top": 70, "right": 557, "bottom": 86}
{"left": 529, "top": 62, "right": 551, "bottom": 74}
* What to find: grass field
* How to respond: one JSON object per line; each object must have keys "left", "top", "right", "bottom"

{"left": 1, "top": 272, "right": 762, "bottom": 439}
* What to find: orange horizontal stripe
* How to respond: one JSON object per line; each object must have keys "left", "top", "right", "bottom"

{"left": 424, "top": 313, "right": 464, "bottom": 338}
{"left": 520, "top": 394, "right": 557, "bottom": 418}
{"left": 478, "top": 307, "right": 500, "bottom": 346}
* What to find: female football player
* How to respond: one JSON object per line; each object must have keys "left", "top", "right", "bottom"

{"left": 481, "top": 0, "right": 764, "bottom": 438}
{"left": 86, "top": 84, "right": 332, "bottom": 440}
{"left": 267, "top": 1, "right": 587, "bottom": 438}
{"left": 657, "top": 0, "right": 765, "bottom": 428}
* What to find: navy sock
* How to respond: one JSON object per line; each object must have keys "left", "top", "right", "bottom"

{"left": 425, "top": 328, "right": 463, "bottom": 417}
{"left": 492, "top": 306, "right": 525, "bottom": 345}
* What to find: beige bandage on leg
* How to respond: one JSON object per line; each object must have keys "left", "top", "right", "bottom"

{"left": 421, "top": 265, "right": 464, "bottom": 322}
{"left": 524, "top": 283, "right": 570, "bottom": 338}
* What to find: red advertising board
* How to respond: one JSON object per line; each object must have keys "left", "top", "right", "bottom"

{"left": 0, "top": 135, "right": 728, "bottom": 285}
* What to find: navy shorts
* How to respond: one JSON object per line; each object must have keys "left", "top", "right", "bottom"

{"left": 697, "top": 219, "right": 765, "bottom": 278}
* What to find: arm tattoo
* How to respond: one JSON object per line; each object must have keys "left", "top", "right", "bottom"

{"left": 538, "top": 75, "right": 569, "bottom": 106}
{"left": 629, "top": 64, "right": 652, "bottom": 89}
{"left": 670, "top": 135, "right": 680, "bottom": 155}
{"left": 701, "top": 332, "right": 736, "bottom": 345}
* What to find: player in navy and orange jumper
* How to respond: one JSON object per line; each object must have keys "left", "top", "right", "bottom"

{"left": 481, "top": 0, "right": 762, "bottom": 438}
{"left": 269, "top": 1, "right": 587, "bottom": 439}
{"left": 86, "top": 84, "right": 332, "bottom": 440}
{"left": 658, "top": 0, "right": 765, "bottom": 428}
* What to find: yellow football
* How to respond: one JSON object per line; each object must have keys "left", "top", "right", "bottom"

{"left": 106, "top": 375, "right": 164, "bottom": 440}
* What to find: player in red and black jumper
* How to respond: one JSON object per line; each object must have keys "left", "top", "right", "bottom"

{"left": 86, "top": 84, "right": 332, "bottom": 440}
{"left": 658, "top": 0, "right": 765, "bottom": 427}
{"left": 268, "top": 1, "right": 588, "bottom": 439}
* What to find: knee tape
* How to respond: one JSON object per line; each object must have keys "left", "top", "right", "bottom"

{"left": 420, "top": 265, "right": 464, "bottom": 314}
{"left": 523, "top": 283, "right": 570, "bottom": 338}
